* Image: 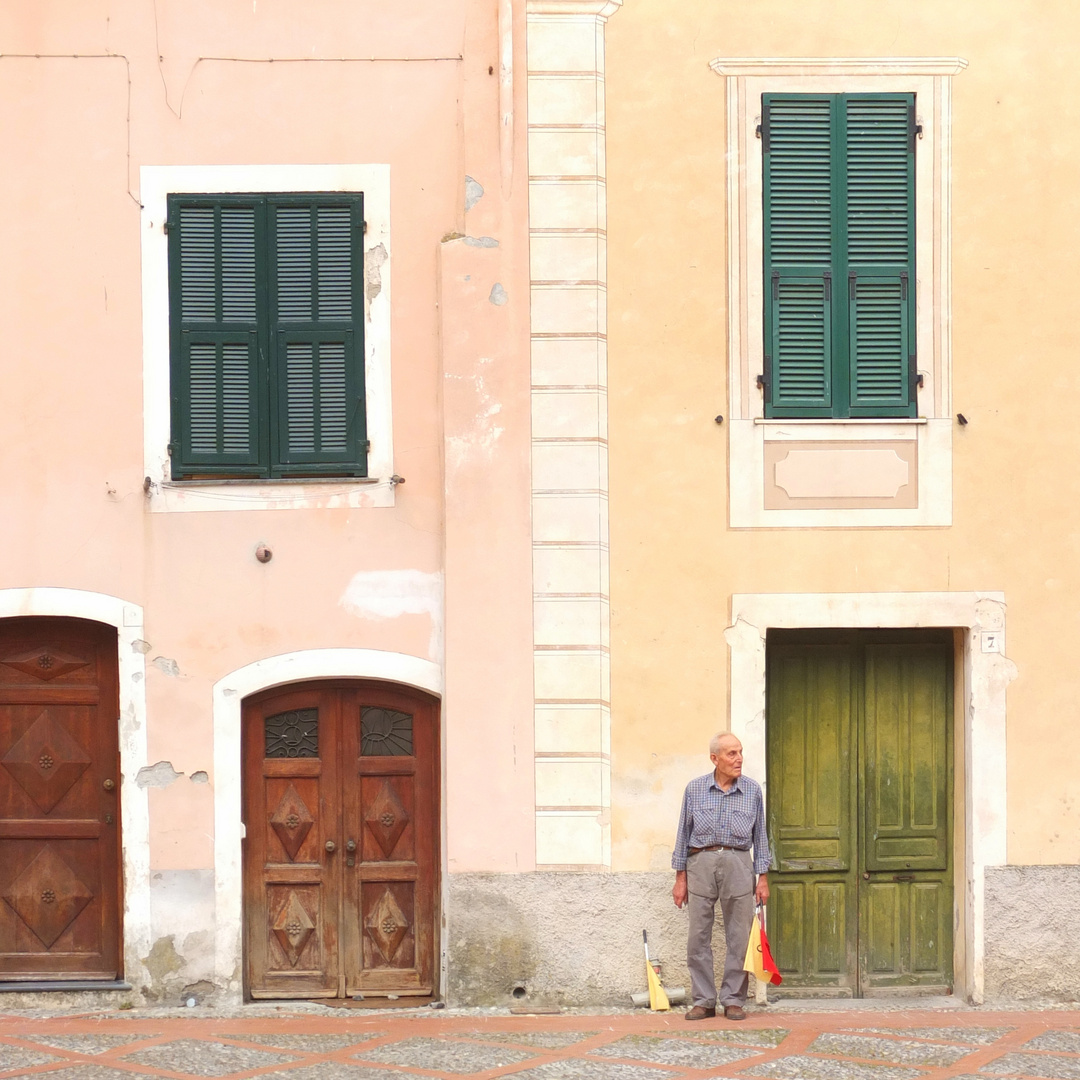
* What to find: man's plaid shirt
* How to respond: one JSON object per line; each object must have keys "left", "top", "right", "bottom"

{"left": 671, "top": 772, "right": 772, "bottom": 874}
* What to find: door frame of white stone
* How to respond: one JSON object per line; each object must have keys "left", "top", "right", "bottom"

{"left": 211, "top": 648, "right": 443, "bottom": 1002}
{"left": 728, "top": 591, "right": 1011, "bottom": 1003}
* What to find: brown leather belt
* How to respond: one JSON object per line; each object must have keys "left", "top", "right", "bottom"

{"left": 688, "top": 844, "right": 749, "bottom": 854}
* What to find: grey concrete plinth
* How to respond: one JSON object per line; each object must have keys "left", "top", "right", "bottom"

{"left": 445, "top": 871, "right": 714, "bottom": 1007}
{"left": 984, "top": 865, "right": 1080, "bottom": 1001}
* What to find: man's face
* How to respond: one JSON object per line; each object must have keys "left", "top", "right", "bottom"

{"left": 710, "top": 738, "right": 743, "bottom": 784}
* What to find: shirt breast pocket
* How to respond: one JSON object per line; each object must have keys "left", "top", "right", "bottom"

{"left": 730, "top": 810, "right": 754, "bottom": 844}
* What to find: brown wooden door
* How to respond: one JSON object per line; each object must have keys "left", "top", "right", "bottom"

{"left": 0, "top": 618, "right": 121, "bottom": 980}
{"left": 244, "top": 681, "right": 439, "bottom": 1000}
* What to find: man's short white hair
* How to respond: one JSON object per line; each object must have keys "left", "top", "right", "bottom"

{"left": 709, "top": 731, "right": 740, "bottom": 756}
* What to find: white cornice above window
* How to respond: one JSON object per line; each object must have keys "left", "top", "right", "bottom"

{"left": 710, "top": 57, "right": 968, "bottom": 77}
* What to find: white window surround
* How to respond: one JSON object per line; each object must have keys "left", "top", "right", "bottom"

{"left": 712, "top": 58, "right": 967, "bottom": 528}
{"left": 140, "top": 164, "right": 394, "bottom": 513}
{"left": 726, "top": 590, "right": 1012, "bottom": 1003}
{"left": 210, "top": 648, "right": 442, "bottom": 1002}
{"left": 0, "top": 588, "right": 151, "bottom": 991}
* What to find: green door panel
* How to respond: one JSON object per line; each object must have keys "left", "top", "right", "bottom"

{"left": 767, "top": 633, "right": 953, "bottom": 997}
{"left": 771, "top": 877, "right": 856, "bottom": 992}
{"left": 863, "top": 646, "right": 950, "bottom": 873}
{"left": 768, "top": 647, "right": 854, "bottom": 872}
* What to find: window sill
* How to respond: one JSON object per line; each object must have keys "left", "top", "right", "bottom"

{"left": 149, "top": 475, "right": 396, "bottom": 514}
{"left": 754, "top": 417, "right": 929, "bottom": 426}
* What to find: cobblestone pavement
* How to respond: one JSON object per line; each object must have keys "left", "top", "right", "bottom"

{"left": 0, "top": 1005, "right": 1077, "bottom": 1079}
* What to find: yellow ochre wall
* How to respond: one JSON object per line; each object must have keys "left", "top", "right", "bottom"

{"left": 604, "top": 0, "right": 1080, "bottom": 870}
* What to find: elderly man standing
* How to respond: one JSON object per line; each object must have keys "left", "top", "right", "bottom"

{"left": 672, "top": 732, "right": 771, "bottom": 1021}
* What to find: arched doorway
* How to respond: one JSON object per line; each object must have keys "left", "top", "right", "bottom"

{"left": 242, "top": 679, "right": 440, "bottom": 1000}
{"left": 0, "top": 617, "right": 122, "bottom": 981}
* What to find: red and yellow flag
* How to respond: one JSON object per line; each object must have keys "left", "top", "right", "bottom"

{"left": 743, "top": 907, "right": 783, "bottom": 985}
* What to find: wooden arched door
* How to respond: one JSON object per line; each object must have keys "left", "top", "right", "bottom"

{"left": 0, "top": 618, "right": 122, "bottom": 981}
{"left": 242, "top": 680, "right": 439, "bottom": 1000}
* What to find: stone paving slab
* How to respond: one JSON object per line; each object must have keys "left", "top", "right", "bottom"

{"left": 17, "top": 1031, "right": 161, "bottom": 1054}
{"left": 356, "top": 1034, "right": 538, "bottom": 1073}
{"left": 742, "top": 1055, "right": 925, "bottom": 1080}
{"left": 1025, "top": 1030, "right": 1080, "bottom": 1053}
{"left": 499, "top": 1062, "right": 677, "bottom": 1080}
{"left": 980, "top": 1052, "right": 1080, "bottom": 1078}
{"left": 0, "top": 1044, "right": 63, "bottom": 1073}
{"left": 120, "top": 1037, "right": 302, "bottom": 1076}
{"left": 844, "top": 1026, "right": 1015, "bottom": 1045}
{"left": 590, "top": 1033, "right": 763, "bottom": 1067}
{"left": 810, "top": 1032, "right": 973, "bottom": 1066}
{"left": 215, "top": 1031, "right": 383, "bottom": 1052}
{"left": 463, "top": 1028, "right": 600, "bottom": 1048}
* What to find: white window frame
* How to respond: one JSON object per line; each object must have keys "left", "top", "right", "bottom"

{"left": 712, "top": 59, "right": 967, "bottom": 528}
{"left": 140, "top": 164, "right": 394, "bottom": 512}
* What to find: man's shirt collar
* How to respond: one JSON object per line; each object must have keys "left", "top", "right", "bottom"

{"left": 708, "top": 772, "right": 745, "bottom": 795}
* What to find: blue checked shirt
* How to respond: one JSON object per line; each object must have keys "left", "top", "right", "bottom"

{"left": 672, "top": 772, "right": 772, "bottom": 874}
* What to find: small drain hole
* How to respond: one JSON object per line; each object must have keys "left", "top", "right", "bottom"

{"left": 511, "top": 984, "right": 527, "bottom": 999}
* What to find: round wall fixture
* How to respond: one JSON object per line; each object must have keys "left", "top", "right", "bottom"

{"left": 255, "top": 544, "right": 273, "bottom": 563}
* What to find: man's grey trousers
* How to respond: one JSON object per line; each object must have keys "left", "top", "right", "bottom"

{"left": 686, "top": 848, "right": 756, "bottom": 1008}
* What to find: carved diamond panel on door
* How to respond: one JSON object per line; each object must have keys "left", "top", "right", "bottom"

{"left": 243, "top": 681, "right": 439, "bottom": 1000}
{"left": 2, "top": 711, "right": 93, "bottom": 813}
{"left": 0, "top": 647, "right": 91, "bottom": 683}
{"left": 0, "top": 618, "right": 121, "bottom": 980}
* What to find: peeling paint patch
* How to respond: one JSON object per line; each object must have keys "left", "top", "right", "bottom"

{"left": 364, "top": 242, "right": 388, "bottom": 322}
{"left": 131, "top": 639, "right": 152, "bottom": 655}
{"left": 190, "top": 771, "right": 209, "bottom": 784}
{"left": 136, "top": 761, "right": 184, "bottom": 789}
{"left": 465, "top": 175, "right": 484, "bottom": 212}
{"left": 339, "top": 570, "right": 443, "bottom": 662}
{"left": 152, "top": 656, "right": 180, "bottom": 677}
{"left": 489, "top": 282, "right": 508, "bottom": 306}
{"left": 464, "top": 235, "right": 499, "bottom": 248}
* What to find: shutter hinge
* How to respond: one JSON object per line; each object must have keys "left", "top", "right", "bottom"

{"left": 757, "top": 369, "right": 769, "bottom": 395}
{"left": 824, "top": 270, "right": 832, "bottom": 301}
{"left": 771, "top": 269, "right": 780, "bottom": 300}
{"left": 900, "top": 271, "right": 908, "bottom": 300}
{"left": 849, "top": 272, "right": 857, "bottom": 299}
{"left": 909, "top": 102, "right": 921, "bottom": 152}
{"left": 166, "top": 441, "right": 177, "bottom": 457}
{"left": 163, "top": 221, "right": 171, "bottom": 235}
{"left": 362, "top": 220, "right": 368, "bottom": 233}
{"left": 362, "top": 439, "right": 371, "bottom": 452}
{"left": 760, "top": 104, "right": 770, "bottom": 153}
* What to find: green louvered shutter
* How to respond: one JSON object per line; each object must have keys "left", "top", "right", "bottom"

{"left": 269, "top": 197, "right": 367, "bottom": 476}
{"left": 763, "top": 94, "right": 916, "bottom": 418}
{"left": 844, "top": 95, "right": 916, "bottom": 417}
{"left": 168, "top": 198, "right": 267, "bottom": 477}
{"left": 764, "top": 95, "right": 835, "bottom": 416}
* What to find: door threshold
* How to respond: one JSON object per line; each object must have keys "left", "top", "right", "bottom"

{"left": 323, "top": 995, "right": 438, "bottom": 1010}
{"left": 0, "top": 980, "right": 132, "bottom": 993}
{"left": 763, "top": 994, "right": 964, "bottom": 1012}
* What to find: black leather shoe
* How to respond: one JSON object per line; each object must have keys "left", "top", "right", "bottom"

{"left": 685, "top": 1005, "right": 716, "bottom": 1020}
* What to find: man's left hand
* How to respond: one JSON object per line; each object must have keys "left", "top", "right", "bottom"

{"left": 755, "top": 873, "right": 769, "bottom": 905}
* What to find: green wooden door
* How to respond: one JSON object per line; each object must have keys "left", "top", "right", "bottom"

{"left": 766, "top": 632, "right": 953, "bottom": 997}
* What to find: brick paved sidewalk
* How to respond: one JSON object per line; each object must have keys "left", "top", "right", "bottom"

{"left": 0, "top": 1005, "right": 1077, "bottom": 1079}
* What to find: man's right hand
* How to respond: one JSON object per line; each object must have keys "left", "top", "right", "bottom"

{"left": 672, "top": 870, "right": 688, "bottom": 908}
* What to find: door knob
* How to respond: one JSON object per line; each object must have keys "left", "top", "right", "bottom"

{"left": 325, "top": 840, "right": 337, "bottom": 853}
{"left": 103, "top": 779, "right": 115, "bottom": 791}
{"left": 863, "top": 872, "right": 870, "bottom": 880}
{"left": 345, "top": 839, "right": 357, "bottom": 852}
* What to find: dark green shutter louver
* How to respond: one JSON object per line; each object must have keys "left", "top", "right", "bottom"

{"left": 844, "top": 97, "right": 915, "bottom": 414}
{"left": 170, "top": 201, "right": 264, "bottom": 474}
{"left": 168, "top": 193, "right": 367, "bottom": 479}
{"left": 763, "top": 94, "right": 916, "bottom": 419}
{"left": 270, "top": 199, "right": 366, "bottom": 471}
